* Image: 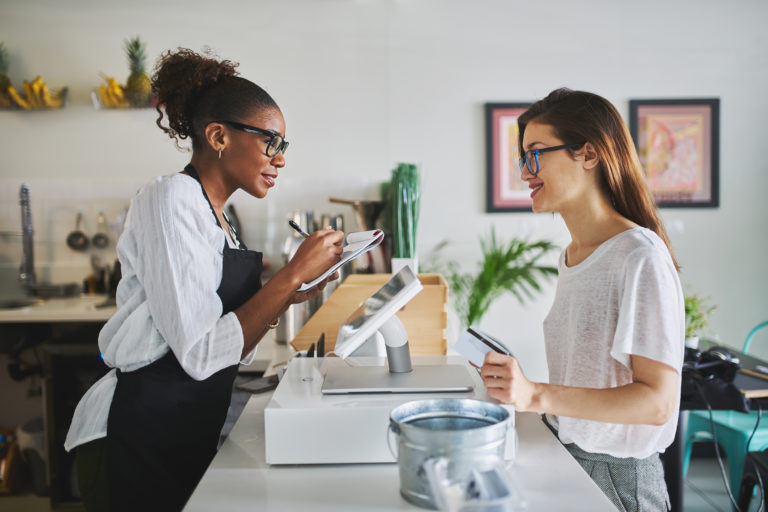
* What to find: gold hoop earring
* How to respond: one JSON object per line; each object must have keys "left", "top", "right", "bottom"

{"left": 218, "top": 150, "right": 222, "bottom": 159}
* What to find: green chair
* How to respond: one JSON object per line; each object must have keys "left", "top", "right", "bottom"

{"left": 683, "top": 321, "right": 768, "bottom": 497}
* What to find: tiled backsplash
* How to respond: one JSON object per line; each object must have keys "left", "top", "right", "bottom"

{"left": 0, "top": 175, "right": 385, "bottom": 294}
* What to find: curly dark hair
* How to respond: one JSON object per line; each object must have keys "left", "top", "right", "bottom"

{"left": 151, "top": 47, "right": 279, "bottom": 149}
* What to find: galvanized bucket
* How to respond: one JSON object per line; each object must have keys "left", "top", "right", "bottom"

{"left": 388, "top": 398, "right": 512, "bottom": 509}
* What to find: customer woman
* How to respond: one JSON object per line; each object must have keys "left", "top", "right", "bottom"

{"left": 65, "top": 48, "right": 343, "bottom": 511}
{"left": 481, "top": 88, "right": 684, "bottom": 511}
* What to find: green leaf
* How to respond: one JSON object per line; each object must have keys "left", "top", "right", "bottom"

{"left": 435, "top": 227, "right": 559, "bottom": 329}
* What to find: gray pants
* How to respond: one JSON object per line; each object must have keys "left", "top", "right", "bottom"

{"left": 543, "top": 416, "right": 669, "bottom": 511}
{"left": 564, "top": 440, "right": 670, "bottom": 512}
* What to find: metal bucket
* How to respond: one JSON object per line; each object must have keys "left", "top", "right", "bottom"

{"left": 389, "top": 398, "right": 512, "bottom": 509}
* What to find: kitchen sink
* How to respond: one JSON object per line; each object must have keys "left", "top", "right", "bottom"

{"left": 0, "top": 298, "right": 39, "bottom": 309}
{"left": 28, "top": 282, "right": 81, "bottom": 299}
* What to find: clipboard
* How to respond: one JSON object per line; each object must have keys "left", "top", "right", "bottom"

{"left": 297, "top": 230, "right": 384, "bottom": 291}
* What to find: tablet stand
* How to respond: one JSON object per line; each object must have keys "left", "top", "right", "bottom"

{"left": 347, "top": 315, "right": 412, "bottom": 373}
{"left": 323, "top": 316, "right": 474, "bottom": 395}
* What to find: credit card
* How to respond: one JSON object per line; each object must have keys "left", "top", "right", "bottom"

{"left": 453, "top": 327, "right": 512, "bottom": 367}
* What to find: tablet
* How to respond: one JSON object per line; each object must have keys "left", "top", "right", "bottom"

{"left": 332, "top": 266, "right": 423, "bottom": 359}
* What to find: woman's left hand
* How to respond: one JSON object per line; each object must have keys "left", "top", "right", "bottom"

{"left": 289, "top": 271, "right": 340, "bottom": 304}
{"left": 480, "top": 352, "right": 537, "bottom": 411}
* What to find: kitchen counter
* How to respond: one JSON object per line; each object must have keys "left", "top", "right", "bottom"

{"left": 0, "top": 294, "right": 116, "bottom": 323}
{"left": 186, "top": 378, "right": 615, "bottom": 511}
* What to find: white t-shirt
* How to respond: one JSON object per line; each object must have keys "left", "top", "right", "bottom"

{"left": 65, "top": 173, "right": 257, "bottom": 452}
{"left": 543, "top": 227, "right": 684, "bottom": 459}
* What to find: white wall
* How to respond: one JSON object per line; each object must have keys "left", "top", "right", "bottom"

{"left": 1, "top": 0, "right": 767, "bottom": 384}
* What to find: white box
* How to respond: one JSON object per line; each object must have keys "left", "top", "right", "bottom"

{"left": 264, "top": 356, "right": 515, "bottom": 465}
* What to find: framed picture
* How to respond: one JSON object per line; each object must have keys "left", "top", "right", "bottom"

{"left": 485, "top": 102, "right": 531, "bottom": 212}
{"left": 629, "top": 98, "right": 720, "bottom": 208}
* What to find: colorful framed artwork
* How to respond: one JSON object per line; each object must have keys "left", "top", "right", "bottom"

{"left": 629, "top": 98, "right": 720, "bottom": 208}
{"left": 485, "top": 102, "right": 532, "bottom": 212}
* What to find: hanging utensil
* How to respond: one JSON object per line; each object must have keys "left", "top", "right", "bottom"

{"left": 92, "top": 211, "right": 110, "bottom": 248}
{"left": 66, "top": 212, "right": 89, "bottom": 251}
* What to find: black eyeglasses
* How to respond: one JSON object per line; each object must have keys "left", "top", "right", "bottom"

{"left": 218, "top": 120, "right": 289, "bottom": 157}
{"left": 519, "top": 143, "right": 586, "bottom": 176}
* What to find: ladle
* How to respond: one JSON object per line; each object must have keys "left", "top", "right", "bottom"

{"left": 92, "top": 211, "right": 110, "bottom": 248}
{"left": 66, "top": 212, "right": 89, "bottom": 251}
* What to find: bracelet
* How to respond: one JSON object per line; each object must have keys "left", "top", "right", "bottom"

{"left": 267, "top": 317, "right": 280, "bottom": 329}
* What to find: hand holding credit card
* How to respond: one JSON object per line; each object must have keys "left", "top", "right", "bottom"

{"left": 453, "top": 327, "right": 512, "bottom": 367}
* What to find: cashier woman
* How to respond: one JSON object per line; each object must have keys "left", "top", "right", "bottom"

{"left": 65, "top": 48, "right": 344, "bottom": 511}
{"left": 480, "top": 89, "right": 684, "bottom": 512}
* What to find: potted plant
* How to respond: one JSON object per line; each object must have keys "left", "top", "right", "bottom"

{"left": 684, "top": 292, "right": 716, "bottom": 349}
{"left": 428, "top": 227, "right": 558, "bottom": 329}
{"left": 388, "top": 163, "right": 420, "bottom": 274}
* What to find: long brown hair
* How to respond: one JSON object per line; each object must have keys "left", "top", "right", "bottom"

{"left": 518, "top": 88, "right": 679, "bottom": 270}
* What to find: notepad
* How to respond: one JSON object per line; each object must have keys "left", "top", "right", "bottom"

{"left": 297, "top": 230, "right": 385, "bottom": 291}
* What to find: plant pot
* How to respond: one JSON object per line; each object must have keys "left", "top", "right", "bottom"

{"left": 392, "top": 256, "right": 418, "bottom": 275}
{"left": 685, "top": 336, "right": 700, "bottom": 349}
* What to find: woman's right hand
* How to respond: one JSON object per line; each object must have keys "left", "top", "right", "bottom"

{"left": 284, "top": 227, "right": 344, "bottom": 286}
{"left": 480, "top": 352, "right": 537, "bottom": 411}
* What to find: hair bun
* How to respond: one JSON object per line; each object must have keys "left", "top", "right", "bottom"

{"left": 152, "top": 48, "right": 239, "bottom": 144}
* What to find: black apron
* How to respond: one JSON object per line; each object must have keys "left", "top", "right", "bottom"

{"left": 106, "top": 164, "right": 263, "bottom": 511}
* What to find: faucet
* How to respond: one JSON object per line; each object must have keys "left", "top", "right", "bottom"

{"left": 19, "top": 184, "right": 36, "bottom": 289}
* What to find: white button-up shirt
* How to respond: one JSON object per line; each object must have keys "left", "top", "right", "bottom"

{"left": 65, "top": 173, "right": 257, "bottom": 452}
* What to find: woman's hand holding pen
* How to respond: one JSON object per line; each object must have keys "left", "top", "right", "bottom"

{"left": 480, "top": 352, "right": 539, "bottom": 412}
{"left": 236, "top": 228, "right": 342, "bottom": 355}
{"left": 284, "top": 226, "right": 344, "bottom": 289}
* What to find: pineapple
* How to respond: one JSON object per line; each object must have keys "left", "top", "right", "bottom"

{"left": 124, "top": 36, "right": 152, "bottom": 108}
{"left": 0, "top": 42, "right": 11, "bottom": 107}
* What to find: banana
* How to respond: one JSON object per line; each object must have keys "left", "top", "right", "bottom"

{"left": 7, "top": 86, "right": 31, "bottom": 110}
{"left": 32, "top": 76, "right": 46, "bottom": 107}
{"left": 23, "top": 80, "right": 37, "bottom": 107}
{"left": 109, "top": 87, "right": 128, "bottom": 108}
{"left": 105, "top": 86, "right": 119, "bottom": 108}
{"left": 109, "top": 81, "right": 128, "bottom": 106}
{"left": 109, "top": 80, "right": 124, "bottom": 100}
{"left": 99, "top": 84, "right": 114, "bottom": 108}
{"left": 40, "top": 81, "right": 53, "bottom": 108}
{"left": 99, "top": 74, "right": 129, "bottom": 108}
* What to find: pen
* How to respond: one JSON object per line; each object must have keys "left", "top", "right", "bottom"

{"left": 288, "top": 219, "right": 310, "bottom": 239}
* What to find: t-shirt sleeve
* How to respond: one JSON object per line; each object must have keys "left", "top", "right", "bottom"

{"left": 133, "top": 178, "right": 246, "bottom": 380}
{"left": 611, "top": 245, "right": 685, "bottom": 373}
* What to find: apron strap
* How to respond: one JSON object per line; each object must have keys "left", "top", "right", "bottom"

{"left": 184, "top": 164, "right": 247, "bottom": 250}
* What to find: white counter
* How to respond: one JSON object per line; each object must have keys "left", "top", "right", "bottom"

{"left": 186, "top": 389, "right": 615, "bottom": 511}
{"left": 0, "top": 294, "right": 116, "bottom": 323}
